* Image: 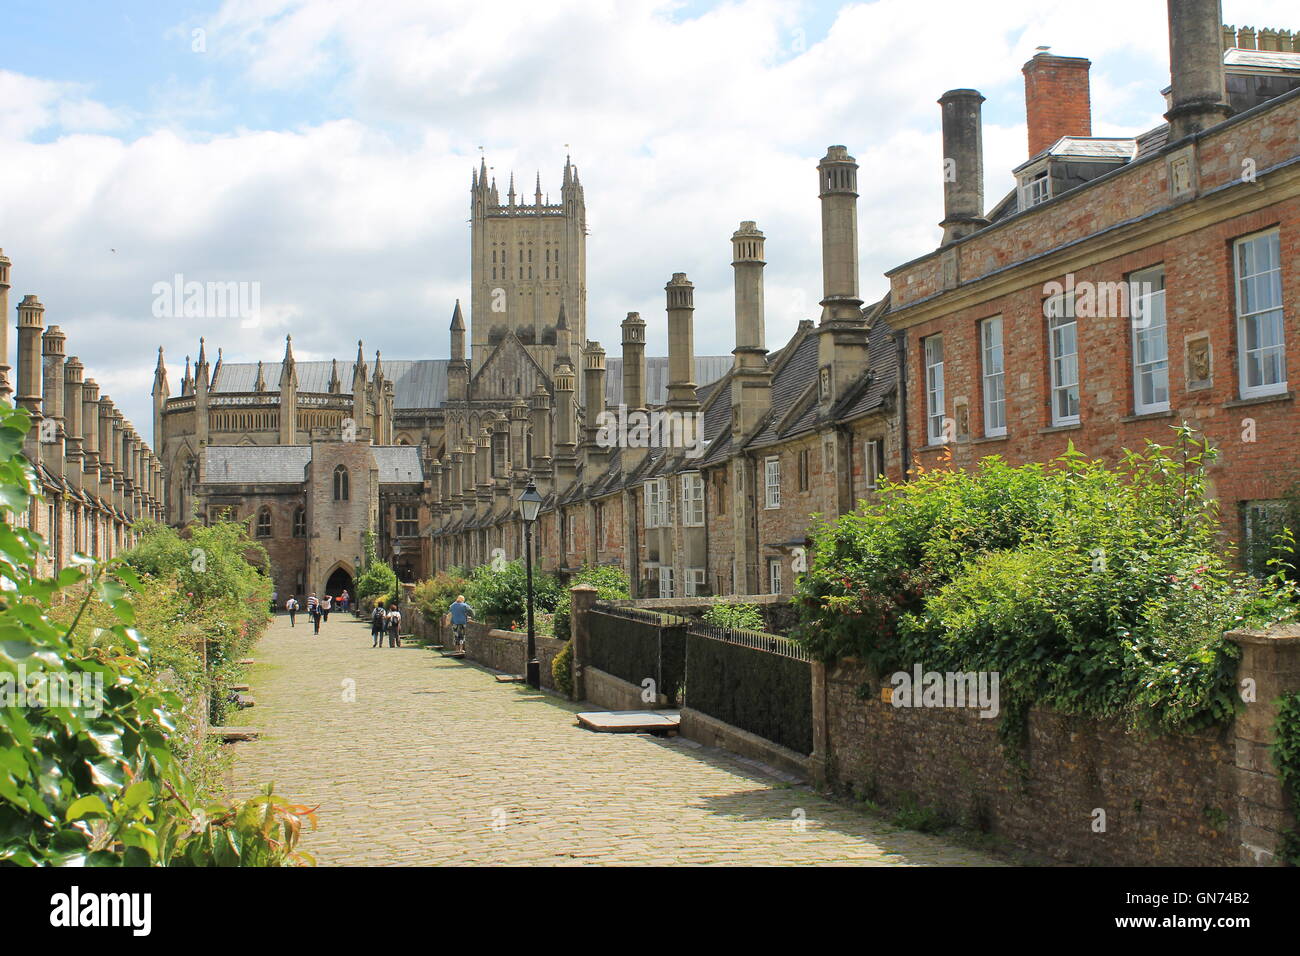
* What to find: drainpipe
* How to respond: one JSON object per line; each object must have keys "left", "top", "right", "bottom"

{"left": 896, "top": 330, "right": 910, "bottom": 480}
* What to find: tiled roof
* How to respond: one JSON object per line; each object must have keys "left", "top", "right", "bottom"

{"left": 372, "top": 445, "right": 424, "bottom": 483}
{"left": 205, "top": 445, "right": 311, "bottom": 483}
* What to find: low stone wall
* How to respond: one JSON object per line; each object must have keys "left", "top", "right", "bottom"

{"left": 823, "top": 660, "right": 1238, "bottom": 866}
{"left": 457, "top": 621, "right": 567, "bottom": 693}
{"left": 680, "top": 707, "right": 811, "bottom": 780}
{"left": 583, "top": 665, "right": 659, "bottom": 711}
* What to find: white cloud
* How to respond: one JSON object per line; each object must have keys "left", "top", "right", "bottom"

{"left": 2, "top": 0, "right": 1295, "bottom": 435}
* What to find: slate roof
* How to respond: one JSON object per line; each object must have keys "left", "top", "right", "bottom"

{"left": 205, "top": 445, "right": 311, "bottom": 483}
{"left": 203, "top": 444, "right": 423, "bottom": 484}
{"left": 371, "top": 445, "right": 425, "bottom": 483}
{"left": 212, "top": 360, "right": 449, "bottom": 409}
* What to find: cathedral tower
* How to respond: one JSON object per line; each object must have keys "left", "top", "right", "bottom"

{"left": 469, "top": 155, "right": 587, "bottom": 395}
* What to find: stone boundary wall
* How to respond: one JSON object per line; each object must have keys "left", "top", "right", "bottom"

{"left": 813, "top": 627, "right": 1300, "bottom": 866}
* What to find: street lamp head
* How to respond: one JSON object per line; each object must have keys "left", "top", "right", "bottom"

{"left": 519, "top": 479, "right": 543, "bottom": 523}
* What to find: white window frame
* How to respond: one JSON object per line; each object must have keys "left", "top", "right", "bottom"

{"left": 644, "top": 480, "right": 660, "bottom": 529}
{"left": 1130, "top": 265, "right": 1169, "bottom": 414}
{"left": 1046, "top": 294, "right": 1080, "bottom": 426}
{"left": 763, "top": 456, "right": 781, "bottom": 510}
{"left": 768, "top": 558, "right": 782, "bottom": 595}
{"left": 1234, "top": 229, "right": 1286, "bottom": 399}
{"left": 1019, "top": 168, "right": 1051, "bottom": 208}
{"left": 684, "top": 567, "right": 706, "bottom": 597}
{"left": 659, "top": 566, "right": 675, "bottom": 598}
{"left": 924, "top": 335, "right": 945, "bottom": 443}
{"left": 681, "top": 473, "right": 704, "bottom": 527}
{"left": 980, "top": 317, "right": 1007, "bottom": 436}
{"left": 864, "top": 439, "right": 883, "bottom": 491}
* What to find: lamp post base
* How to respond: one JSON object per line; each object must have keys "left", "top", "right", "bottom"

{"left": 526, "top": 658, "right": 541, "bottom": 689}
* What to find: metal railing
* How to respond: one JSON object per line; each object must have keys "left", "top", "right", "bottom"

{"left": 686, "top": 621, "right": 812, "bottom": 662}
{"left": 591, "top": 601, "right": 689, "bottom": 628}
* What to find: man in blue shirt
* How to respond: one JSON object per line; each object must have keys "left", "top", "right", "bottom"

{"left": 448, "top": 595, "right": 474, "bottom": 650}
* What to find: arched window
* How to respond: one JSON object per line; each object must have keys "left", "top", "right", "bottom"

{"left": 256, "top": 506, "right": 272, "bottom": 538}
{"left": 292, "top": 506, "right": 306, "bottom": 538}
{"left": 333, "top": 465, "right": 349, "bottom": 501}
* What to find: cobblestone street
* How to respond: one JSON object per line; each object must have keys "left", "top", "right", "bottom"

{"left": 228, "top": 614, "right": 1001, "bottom": 866}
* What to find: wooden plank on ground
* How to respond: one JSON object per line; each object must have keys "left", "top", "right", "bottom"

{"left": 440, "top": 651, "right": 465, "bottom": 658}
{"left": 237, "top": 658, "right": 255, "bottom": 665}
{"left": 230, "top": 683, "right": 250, "bottom": 692}
{"left": 494, "top": 674, "right": 524, "bottom": 683}
{"left": 576, "top": 710, "right": 681, "bottom": 733}
{"left": 209, "top": 727, "right": 260, "bottom": 742}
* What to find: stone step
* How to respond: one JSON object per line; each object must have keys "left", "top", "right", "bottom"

{"left": 576, "top": 710, "right": 681, "bottom": 733}
{"left": 209, "top": 727, "right": 260, "bottom": 742}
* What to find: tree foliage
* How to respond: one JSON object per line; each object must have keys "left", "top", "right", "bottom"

{"left": 0, "top": 400, "right": 314, "bottom": 865}
{"left": 794, "top": 429, "right": 1299, "bottom": 739}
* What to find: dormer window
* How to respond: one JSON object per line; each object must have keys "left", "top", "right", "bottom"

{"left": 1020, "top": 169, "right": 1051, "bottom": 208}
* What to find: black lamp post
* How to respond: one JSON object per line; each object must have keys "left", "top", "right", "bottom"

{"left": 518, "top": 479, "right": 543, "bottom": 689}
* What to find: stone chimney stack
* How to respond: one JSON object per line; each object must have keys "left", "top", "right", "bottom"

{"left": 816, "top": 147, "right": 870, "bottom": 407}
{"left": 937, "top": 92, "right": 988, "bottom": 244}
{"left": 583, "top": 341, "right": 610, "bottom": 474}
{"left": 63, "top": 356, "right": 84, "bottom": 483}
{"left": 1023, "top": 53, "right": 1092, "bottom": 157}
{"left": 731, "top": 221, "right": 772, "bottom": 440}
{"left": 0, "top": 249, "right": 11, "bottom": 398}
{"left": 16, "top": 295, "right": 45, "bottom": 419}
{"left": 81, "top": 378, "right": 101, "bottom": 481}
{"left": 529, "top": 385, "right": 554, "bottom": 496}
{"left": 620, "top": 312, "right": 647, "bottom": 412}
{"left": 1165, "top": 0, "right": 1231, "bottom": 141}
{"left": 41, "top": 325, "right": 67, "bottom": 475}
{"left": 665, "top": 273, "right": 698, "bottom": 410}
{"left": 553, "top": 362, "right": 578, "bottom": 492}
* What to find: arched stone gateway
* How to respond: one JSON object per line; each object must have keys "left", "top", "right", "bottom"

{"left": 325, "top": 565, "right": 354, "bottom": 599}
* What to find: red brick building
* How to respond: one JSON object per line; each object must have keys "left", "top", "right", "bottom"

{"left": 886, "top": 9, "right": 1300, "bottom": 570}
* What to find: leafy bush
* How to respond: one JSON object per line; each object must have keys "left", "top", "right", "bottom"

{"left": 0, "top": 400, "right": 314, "bottom": 865}
{"left": 552, "top": 640, "right": 574, "bottom": 698}
{"left": 355, "top": 560, "right": 398, "bottom": 602}
{"left": 553, "top": 565, "right": 631, "bottom": 640}
{"left": 465, "top": 559, "right": 560, "bottom": 627}
{"left": 1275, "top": 691, "right": 1300, "bottom": 866}
{"left": 794, "top": 430, "right": 1298, "bottom": 741}
{"left": 701, "top": 602, "right": 765, "bottom": 631}
{"left": 412, "top": 570, "right": 471, "bottom": 624}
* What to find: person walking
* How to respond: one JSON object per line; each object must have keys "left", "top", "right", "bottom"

{"left": 371, "top": 602, "right": 387, "bottom": 648}
{"left": 307, "top": 593, "right": 320, "bottom": 634}
{"left": 286, "top": 596, "right": 299, "bottom": 627}
{"left": 387, "top": 604, "right": 402, "bottom": 648}
{"left": 339, "top": 589, "right": 349, "bottom": 614}
{"left": 322, "top": 593, "right": 332, "bottom": 623}
{"left": 270, "top": 590, "right": 278, "bottom": 615}
{"left": 448, "top": 594, "right": 474, "bottom": 651}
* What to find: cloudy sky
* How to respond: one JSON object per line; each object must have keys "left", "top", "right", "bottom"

{"left": 1, "top": 0, "right": 1293, "bottom": 436}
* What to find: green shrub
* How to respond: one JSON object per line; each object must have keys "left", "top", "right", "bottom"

{"left": 554, "top": 565, "right": 631, "bottom": 640}
{"left": 412, "top": 570, "right": 471, "bottom": 624}
{"left": 465, "top": 559, "right": 560, "bottom": 627}
{"left": 795, "top": 429, "right": 1299, "bottom": 742}
{"left": 356, "top": 560, "right": 398, "bottom": 602}
{"left": 0, "top": 400, "right": 314, "bottom": 866}
{"left": 701, "top": 602, "right": 765, "bottom": 631}
{"left": 552, "top": 640, "right": 574, "bottom": 698}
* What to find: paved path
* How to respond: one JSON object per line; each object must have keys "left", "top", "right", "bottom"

{"left": 227, "top": 614, "right": 1002, "bottom": 866}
